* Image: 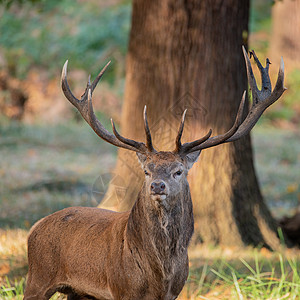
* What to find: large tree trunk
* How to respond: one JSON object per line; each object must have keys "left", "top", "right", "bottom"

{"left": 101, "top": 0, "right": 281, "bottom": 248}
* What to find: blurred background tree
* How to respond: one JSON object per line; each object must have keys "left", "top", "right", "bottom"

{"left": 267, "top": 0, "right": 300, "bottom": 127}
{"left": 270, "top": 0, "right": 300, "bottom": 69}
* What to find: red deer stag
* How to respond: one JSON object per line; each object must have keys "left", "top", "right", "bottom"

{"left": 24, "top": 47, "right": 286, "bottom": 300}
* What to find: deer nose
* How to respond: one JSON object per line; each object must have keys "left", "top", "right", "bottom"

{"left": 150, "top": 181, "right": 166, "bottom": 194}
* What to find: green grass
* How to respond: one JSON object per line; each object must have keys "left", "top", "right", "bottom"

{"left": 210, "top": 255, "right": 299, "bottom": 299}
{"left": 0, "top": 277, "right": 24, "bottom": 299}
{"left": 181, "top": 249, "right": 300, "bottom": 299}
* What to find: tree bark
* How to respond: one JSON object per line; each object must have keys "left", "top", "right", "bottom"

{"left": 101, "top": 0, "right": 281, "bottom": 248}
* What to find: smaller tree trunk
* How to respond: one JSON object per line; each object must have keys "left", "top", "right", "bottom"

{"left": 270, "top": 0, "right": 300, "bottom": 69}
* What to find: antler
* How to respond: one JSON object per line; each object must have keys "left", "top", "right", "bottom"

{"left": 61, "top": 61, "right": 156, "bottom": 154}
{"left": 175, "top": 46, "right": 287, "bottom": 155}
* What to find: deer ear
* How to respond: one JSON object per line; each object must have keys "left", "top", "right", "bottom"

{"left": 184, "top": 150, "right": 201, "bottom": 170}
{"left": 136, "top": 152, "right": 147, "bottom": 167}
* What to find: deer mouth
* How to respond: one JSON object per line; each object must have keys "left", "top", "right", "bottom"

{"left": 151, "top": 193, "right": 168, "bottom": 201}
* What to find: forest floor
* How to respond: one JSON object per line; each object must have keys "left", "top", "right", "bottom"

{"left": 0, "top": 119, "right": 299, "bottom": 299}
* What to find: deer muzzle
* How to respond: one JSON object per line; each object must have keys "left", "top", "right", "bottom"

{"left": 150, "top": 180, "right": 168, "bottom": 201}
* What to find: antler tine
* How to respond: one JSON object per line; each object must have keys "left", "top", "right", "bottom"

{"left": 143, "top": 106, "right": 156, "bottom": 152}
{"left": 179, "top": 129, "right": 213, "bottom": 154}
{"left": 272, "top": 56, "right": 286, "bottom": 104}
{"left": 243, "top": 47, "right": 272, "bottom": 105}
{"left": 81, "top": 61, "right": 111, "bottom": 101}
{"left": 109, "top": 106, "right": 157, "bottom": 153}
{"left": 174, "top": 109, "right": 187, "bottom": 152}
{"left": 174, "top": 109, "right": 213, "bottom": 153}
{"left": 110, "top": 118, "right": 148, "bottom": 152}
{"left": 61, "top": 60, "right": 148, "bottom": 153}
{"left": 61, "top": 60, "right": 81, "bottom": 107}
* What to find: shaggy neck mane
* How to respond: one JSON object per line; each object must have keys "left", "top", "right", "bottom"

{"left": 126, "top": 183, "right": 194, "bottom": 279}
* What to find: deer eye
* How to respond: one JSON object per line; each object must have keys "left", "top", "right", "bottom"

{"left": 173, "top": 170, "right": 183, "bottom": 178}
{"left": 144, "top": 170, "right": 150, "bottom": 176}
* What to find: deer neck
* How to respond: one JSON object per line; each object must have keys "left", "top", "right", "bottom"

{"left": 126, "top": 183, "right": 194, "bottom": 260}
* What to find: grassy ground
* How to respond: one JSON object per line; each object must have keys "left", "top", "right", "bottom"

{"left": 0, "top": 118, "right": 299, "bottom": 299}
{"left": 181, "top": 246, "right": 300, "bottom": 299}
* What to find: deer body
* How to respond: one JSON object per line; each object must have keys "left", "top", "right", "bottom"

{"left": 24, "top": 47, "right": 286, "bottom": 299}
{"left": 25, "top": 153, "right": 195, "bottom": 300}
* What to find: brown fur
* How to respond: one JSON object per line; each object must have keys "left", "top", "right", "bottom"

{"left": 24, "top": 152, "right": 198, "bottom": 300}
